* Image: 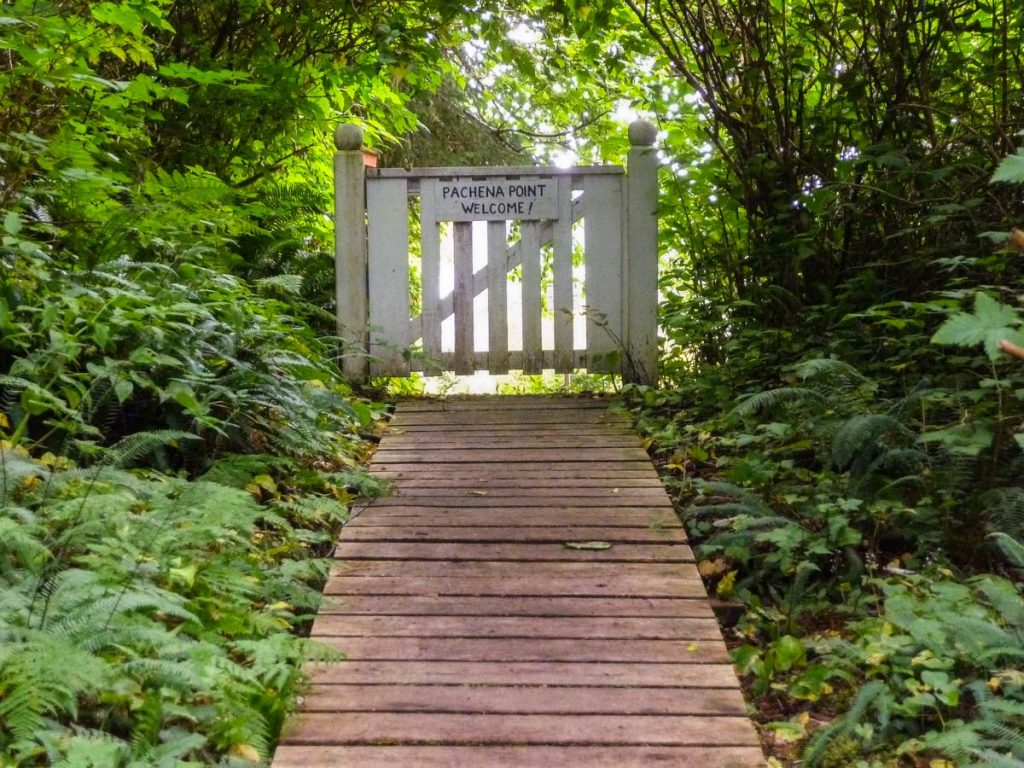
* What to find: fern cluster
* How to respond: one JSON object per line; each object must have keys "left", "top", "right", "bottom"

{"left": 0, "top": 434, "right": 360, "bottom": 765}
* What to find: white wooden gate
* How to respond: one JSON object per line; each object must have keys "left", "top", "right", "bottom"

{"left": 332, "top": 121, "right": 658, "bottom": 384}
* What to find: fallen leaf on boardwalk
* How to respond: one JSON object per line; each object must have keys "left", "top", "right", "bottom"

{"left": 687, "top": 643, "right": 699, "bottom": 653}
{"left": 563, "top": 540, "right": 613, "bottom": 551}
{"left": 469, "top": 490, "right": 488, "bottom": 496}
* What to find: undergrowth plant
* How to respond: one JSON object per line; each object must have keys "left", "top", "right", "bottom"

{"left": 0, "top": 429, "right": 377, "bottom": 765}
{"left": 626, "top": 305, "right": 1024, "bottom": 765}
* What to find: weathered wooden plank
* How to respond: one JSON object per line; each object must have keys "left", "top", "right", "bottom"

{"left": 337, "top": 525, "right": 684, "bottom": 544}
{"left": 317, "top": 594, "right": 712, "bottom": 618}
{"left": 379, "top": 435, "right": 642, "bottom": 448}
{"left": 374, "top": 476, "right": 663, "bottom": 489}
{"left": 419, "top": 179, "right": 442, "bottom": 373}
{"left": 316, "top": 636, "right": 730, "bottom": 662}
{"left": 520, "top": 221, "right": 543, "bottom": 373}
{"left": 396, "top": 397, "right": 612, "bottom": 410}
{"left": 330, "top": 560, "right": 704, "bottom": 579}
{"left": 391, "top": 410, "right": 629, "bottom": 426}
{"left": 376, "top": 482, "right": 663, "bottom": 494}
{"left": 381, "top": 492, "right": 668, "bottom": 504}
{"left": 307, "top": 662, "right": 742, "bottom": 689}
{"left": 357, "top": 496, "right": 670, "bottom": 509}
{"left": 346, "top": 509, "right": 680, "bottom": 527}
{"left": 385, "top": 417, "right": 622, "bottom": 430}
{"left": 385, "top": 487, "right": 668, "bottom": 499}
{"left": 297, "top": 682, "right": 743, "bottom": 711}
{"left": 274, "top": 745, "right": 765, "bottom": 768}
{"left": 281, "top": 712, "right": 758, "bottom": 746}
{"left": 453, "top": 221, "right": 475, "bottom": 375}
{"left": 583, "top": 174, "right": 624, "bottom": 373}
{"left": 367, "top": 178, "right": 410, "bottom": 377}
{"left": 332, "top": 542, "right": 694, "bottom": 562}
{"left": 370, "top": 465, "right": 657, "bottom": 478}
{"left": 486, "top": 221, "right": 509, "bottom": 373}
{"left": 372, "top": 448, "right": 650, "bottom": 463}
{"left": 553, "top": 176, "right": 574, "bottom": 372}
{"left": 310, "top": 616, "right": 720, "bottom": 639}
{"left": 323, "top": 575, "right": 707, "bottom": 598}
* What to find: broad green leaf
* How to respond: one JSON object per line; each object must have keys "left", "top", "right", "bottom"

{"left": 974, "top": 292, "right": 1019, "bottom": 329}
{"left": 4, "top": 210, "right": 21, "bottom": 235}
{"left": 992, "top": 150, "right": 1024, "bottom": 184}
{"left": 773, "top": 635, "right": 806, "bottom": 671}
{"left": 114, "top": 378, "right": 134, "bottom": 403}
{"left": 931, "top": 293, "right": 1022, "bottom": 359}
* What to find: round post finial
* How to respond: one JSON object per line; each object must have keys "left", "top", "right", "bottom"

{"left": 628, "top": 119, "right": 657, "bottom": 147}
{"left": 334, "top": 124, "right": 364, "bottom": 151}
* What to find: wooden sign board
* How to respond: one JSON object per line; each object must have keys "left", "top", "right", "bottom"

{"left": 435, "top": 178, "right": 559, "bottom": 222}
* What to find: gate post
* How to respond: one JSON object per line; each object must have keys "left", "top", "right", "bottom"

{"left": 334, "top": 124, "right": 369, "bottom": 383}
{"left": 625, "top": 120, "right": 659, "bottom": 385}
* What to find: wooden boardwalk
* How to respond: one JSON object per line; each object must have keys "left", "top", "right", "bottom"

{"left": 274, "top": 397, "right": 763, "bottom": 767}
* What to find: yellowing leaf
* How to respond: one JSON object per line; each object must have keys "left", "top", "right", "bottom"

{"left": 0, "top": 411, "right": 9, "bottom": 429}
{"left": 230, "top": 744, "right": 262, "bottom": 762}
{"left": 169, "top": 564, "right": 197, "bottom": 587}
{"left": 716, "top": 570, "right": 737, "bottom": 597}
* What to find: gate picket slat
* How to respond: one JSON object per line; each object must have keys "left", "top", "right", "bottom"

{"left": 367, "top": 178, "right": 410, "bottom": 377}
{"left": 521, "top": 222, "right": 543, "bottom": 374}
{"left": 553, "top": 176, "right": 574, "bottom": 373}
{"left": 583, "top": 175, "right": 624, "bottom": 373}
{"left": 487, "top": 221, "right": 509, "bottom": 373}
{"left": 453, "top": 222, "right": 475, "bottom": 375}
{"left": 420, "top": 179, "right": 442, "bottom": 374}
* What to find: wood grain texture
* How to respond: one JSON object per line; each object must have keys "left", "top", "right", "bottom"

{"left": 486, "top": 221, "right": 509, "bottom": 373}
{"left": 274, "top": 745, "right": 764, "bottom": 768}
{"left": 453, "top": 221, "right": 475, "bottom": 375}
{"left": 313, "top": 636, "right": 729, "bottom": 662}
{"left": 315, "top": 595, "right": 714, "bottom": 618}
{"left": 366, "top": 177, "right": 410, "bottom": 377}
{"left": 272, "top": 398, "right": 762, "bottom": 767}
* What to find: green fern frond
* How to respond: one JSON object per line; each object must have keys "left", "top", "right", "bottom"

{"left": 803, "top": 681, "right": 888, "bottom": 767}
{"left": 795, "top": 358, "right": 870, "bottom": 384}
{"left": 832, "top": 414, "right": 914, "bottom": 470}
{"left": 987, "top": 490, "right": 1024, "bottom": 543}
{"left": 101, "top": 431, "right": 199, "bottom": 469}
{"left": 731, "top": 387, "right": 826, "bottom": 419}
